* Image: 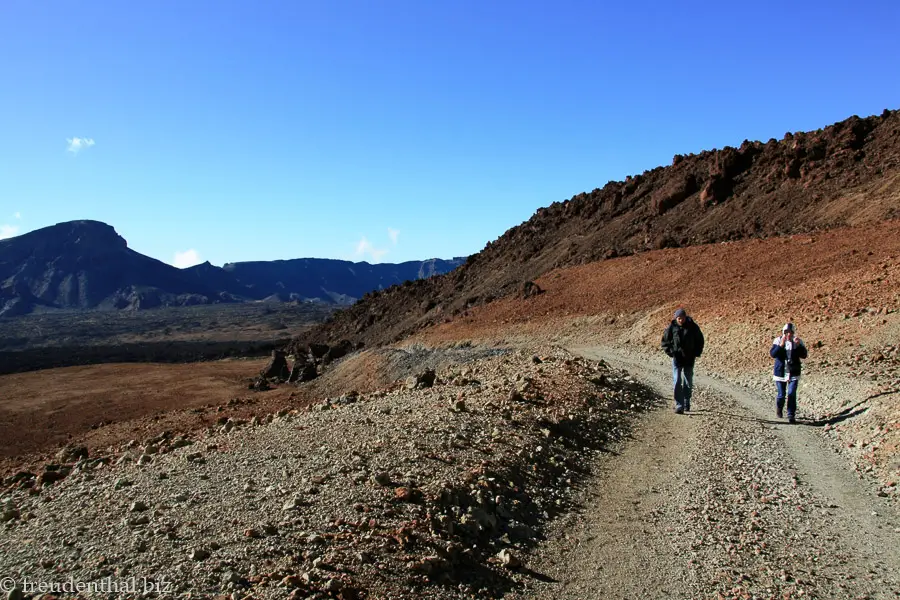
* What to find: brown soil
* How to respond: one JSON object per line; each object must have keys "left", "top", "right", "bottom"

{"left": 0, "top": 347, "right": 409, "bottom": 477}
{"left": 0, "top": 359, "right": 264, "bottom": 470}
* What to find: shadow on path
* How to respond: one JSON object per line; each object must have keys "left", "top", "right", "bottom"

{"left": 681, "top": 408, "right": 783, "bottom": 426}
{"left": 681, "top": 403, "right": 871, "bottom": 428}
{"left": 517, "top": 567, "right": 559, "bottom": 584}
{"left": 803, "top": 406, "right": 870, "bottom": 427}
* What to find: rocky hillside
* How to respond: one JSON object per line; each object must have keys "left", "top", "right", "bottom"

{"left": 291, "top": 108, "right": 900, "bottom": 351}
{"left": 0, "top": 221, "right": 464, "bottom": 317}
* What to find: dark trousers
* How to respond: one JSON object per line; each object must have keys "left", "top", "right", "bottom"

{"left": 775, "top": 379, "right": 799, "bottom": 417}
{"left": 672, "top": 360, "right": 694, "bottom": 410}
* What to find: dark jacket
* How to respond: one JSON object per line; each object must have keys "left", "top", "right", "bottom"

{"left": 661, "top": 317, "right": 705, "bottom": 367}
{"left": 770, "top": 336, "right": 808, "bottom": 380}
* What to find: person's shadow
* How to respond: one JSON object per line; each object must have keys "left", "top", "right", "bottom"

{"left": 687, "top": 403, "right": 871, "bottom": 427}
{"left": 688, "top": 408, "right": 783, "bottom": 425}
{"left": 802, "top": 405, "right": 869, "bottom": 427}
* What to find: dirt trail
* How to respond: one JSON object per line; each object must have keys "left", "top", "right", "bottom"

{"left": 510, "top": 378, "right": 702, "bottom": 598}
{"left": 513, "top": 346, "right": 900, "bottom": 600}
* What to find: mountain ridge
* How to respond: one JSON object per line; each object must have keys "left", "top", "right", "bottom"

{"left": 0, "top": 221, "right": 464, "bottom": 317}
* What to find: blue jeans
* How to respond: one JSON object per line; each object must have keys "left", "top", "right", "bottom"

{"left": 775, "top": 379, "right": 799, "bottom": 417}
{"left": 672, "top": 361, "right": 694, "bottom": 410}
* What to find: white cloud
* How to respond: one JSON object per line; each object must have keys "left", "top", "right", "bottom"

{"left": 0, "top": 224, "right": 19, "bottom": 240}
{"left": 354, "top": 236, "right": 388, "bottom": 262}
{"left": 387, "top": 227, "right": 399, "bottom": 245}
{"left": 66, "top": 137, "right": 95, "bottom": 154}
{"left": 173, "top": 249, "right": 203, "bottom": 268}
{"left": 13, "top": 212, "right": 21, "bottom": 219}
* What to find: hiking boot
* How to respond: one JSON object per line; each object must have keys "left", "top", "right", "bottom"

{"left": 788, "top": 414, "right": 796, "bottom": 424}
{"left": 776, "top": 407, "right": 783, "bottom": 419}
{"left": 674, "top": 405, "right": 684, "bottom": 415}
{"left": 684, "top": 402, "right": 691, "bottom": 412}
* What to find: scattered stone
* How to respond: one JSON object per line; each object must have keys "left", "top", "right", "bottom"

{"left": 282, "top": 497, "right": 303, "bottom": 511}
{"left": 126, "top": 515, "right": 150, "bottom": 527}
{"left": 498, "top": 548, "right": 521, "bottom": 569}
{"left": 394, "top": 487, "right": 422, "bottom": 503}
{"left": 36, "top": 470, "right": 65, "bottom": 486}
{"left": 1, "top": 509, "right": 20, "bottom": 522}
{"left": 261, "top": 522, "right": 278, "bottom": 535}
{"left": 186, "top": 452, "right": 205, "bottom": 463}
{"left": 190, "top": 548, "right": 210, "bottom": 561}
{"left": 56, "top": 445, "right": 88, "bottom": 463}
{"left": 225, "top": 571, "right": 242, "bottom": 585}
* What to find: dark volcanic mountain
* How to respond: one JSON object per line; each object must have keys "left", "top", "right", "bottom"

{"left": 219, "top": 257, "right": 465, "bottom": 304}
{"left": 0, "top": 221, "right": 465, "bottom": 318}
{"left": 289, "top": 108, "right": 900, "bottom": 351}
{"left": 0, "top": 221, "right": 223, "bottom": 317}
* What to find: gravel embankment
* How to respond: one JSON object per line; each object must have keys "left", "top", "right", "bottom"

{"left": 0, "top": 346, "right": 656, "bottom": 600}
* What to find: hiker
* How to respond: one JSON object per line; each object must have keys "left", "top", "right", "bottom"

{"left": 661, "top": 308, "right": 705, "bottom": 414}
{"left": 770, "top": 322, "right": 808, "bottom": 423}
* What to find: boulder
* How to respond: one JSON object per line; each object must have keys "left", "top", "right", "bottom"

{"left": 519, "top": 281, "right": 543, "bottom": 299}
{"left": 56, "top": 445, "right": 88, "bottom": 463}
{"left": 308, "top": 343, "right": 330, "bottom": 359}
{"left": 260, "top": 350, "right": 290, "bottom": 381}
{"left": 296, "top": 363, "right": 318, "bottom": 383}
{"left": 407, "top": 369, "right": 437, "bottom": 390}
{"left": 651, "top": 174, "right": 698, "bottom": 214}
{"left": 287, "top": 359, "right": 305, "bottom": 383}
{"left": 699, "top": 176, "right": 734, "bottom": 207}
{"left": 323, "top": 339, "right": 354, "bottom": 364}
{"left": 249, "top": 377, "right": 271, "bottom": 391}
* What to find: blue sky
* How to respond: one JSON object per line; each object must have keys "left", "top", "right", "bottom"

{"left": 1, "top": 1, "right": 898, "bottom": 267}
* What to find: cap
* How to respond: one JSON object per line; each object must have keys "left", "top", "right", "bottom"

{"left": 782, "top": 322, "right": 794, "bottom": 333}
{"left": 674, "top": 308, "right": 687, "bottom": 318}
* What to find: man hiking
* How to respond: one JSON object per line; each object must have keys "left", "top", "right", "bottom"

{"left": 661, "top": 307, "right": 705, "bottom": 414}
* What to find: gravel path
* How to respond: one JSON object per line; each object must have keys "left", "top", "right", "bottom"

{"left": 508, "top": 389, "right": 698, "bottom": 599}
{"left": 515, "top": 346, "right": 900, "bottom": 599}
